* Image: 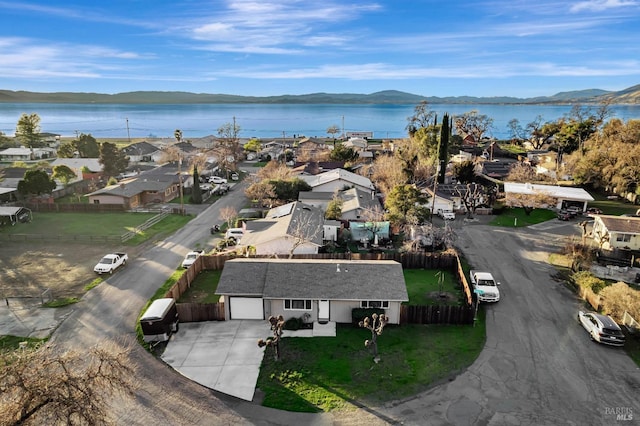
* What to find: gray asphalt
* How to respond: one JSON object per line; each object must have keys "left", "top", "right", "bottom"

{"left": 42, "top": 180, "right": 640, "bottom": 425}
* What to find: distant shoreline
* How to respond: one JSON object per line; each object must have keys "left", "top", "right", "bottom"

{"left": 1, "top": 87, "right": 634, "bottom": 105}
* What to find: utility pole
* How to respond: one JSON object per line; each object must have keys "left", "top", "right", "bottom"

{"left": 178, "top": 155, "right": 184, "bottom": 215}
{"left": 341, "top": 115, "right": 345, "bottom": 139}
{"left": 126, "top": 118, "right": 131, "bottom": 144}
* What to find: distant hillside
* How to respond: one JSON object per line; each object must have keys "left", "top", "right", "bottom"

{"left": 0, "top": 85, "right": 638, "bottom": 104}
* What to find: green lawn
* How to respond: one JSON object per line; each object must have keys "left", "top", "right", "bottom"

{"left": 257, "top": 316, "right": 486, "bottom": 412}
{"left": 403, "top": 269, "right": 463, "bottom": 305}
{"left": 177, "top": 270, "right": 221, "bottom": 303}
{"left": 490, "top": 208, "right": 557, "bottom": 227}
{"left": 585, "top": 189, "right": 640, "bottom": 216}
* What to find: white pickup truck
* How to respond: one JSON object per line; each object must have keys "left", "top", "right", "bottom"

{"left": 94, "top": 252, "right": 128, "bottom": 275}
{"left": 437, "top": 209, "right": 456, "bottom": 220}
{"left": 469, "top": 270, "right": 500, "bottom": 302}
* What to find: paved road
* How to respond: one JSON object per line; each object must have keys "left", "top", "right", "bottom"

{"left": 47, "top": 187, "right": 640, "bottom": 425}
{"left": 379, "top": 219, "right": 640, "bottom": 425}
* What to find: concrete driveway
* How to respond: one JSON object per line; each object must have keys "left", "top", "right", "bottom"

{"left": 161, "top": 320, "right": 267, "bottom": 401}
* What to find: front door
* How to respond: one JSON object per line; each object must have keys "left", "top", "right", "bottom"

{"left": 318, "top": 300, "right": 330, "bottom": 322}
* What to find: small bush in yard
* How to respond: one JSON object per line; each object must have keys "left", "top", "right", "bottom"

{"left": 572, "top": 271, "right": 607, "bottom": 294}
{"left": 600, "top": 282, "right": 640, "bottom": 321}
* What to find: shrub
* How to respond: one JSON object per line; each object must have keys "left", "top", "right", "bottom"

{"left": 284, "top": 317, "right": 302, "bottom": 330}
{"left": 572, "top": 271, "right": 606, "bottom": 294}
{"left": 600, "top": 282, "right": 640, "bottom": 321}
{"left": 351, "top": 308, "right": 385, "bottom": 326}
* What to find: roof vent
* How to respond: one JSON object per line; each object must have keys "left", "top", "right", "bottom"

{"left": 336, "top": 264, "right": 340, "bottom": 273}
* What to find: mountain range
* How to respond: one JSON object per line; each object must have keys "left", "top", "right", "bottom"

{"left": 0, "top": 85, "right": 639, "bottom": 104}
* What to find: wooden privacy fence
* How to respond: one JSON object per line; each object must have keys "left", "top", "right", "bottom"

{"left": 400, "top": 305, "right": 475, "bottom": 325}
{"left": 176, "top": 302, "right": 225, "bottom": 322}
{"left": 166, "top": 250, "right": 474, "bottom": 324}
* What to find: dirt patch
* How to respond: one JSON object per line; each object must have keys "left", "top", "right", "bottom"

{"left": 425, "top": 291, "right": 459, "bottom": 304}
{"left": 0, "top": 242, "right": 131, "bottom": 300}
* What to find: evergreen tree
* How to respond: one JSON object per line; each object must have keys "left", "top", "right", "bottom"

{"left": 438, "top": 113, "right": 450, "bottom": 183}
{"left": 99, "top": 142, "right": 129, "bottom": 178}
{"left": 17, "top": 169, "right": 56, "bottom": 196}
{"left": 191, "top": 166, "right": 203, "bottom": 204}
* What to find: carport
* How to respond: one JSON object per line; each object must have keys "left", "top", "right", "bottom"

{"left": 0, "top": 206, "right": 32, "bottom": 225}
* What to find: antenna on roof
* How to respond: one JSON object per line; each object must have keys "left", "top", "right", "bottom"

{"left": 336, "top": 263, "right": 341, "bottom": 273}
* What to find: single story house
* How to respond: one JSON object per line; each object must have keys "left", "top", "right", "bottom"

{"left": 298, "top": 168, "right": 375, "bottom": 193}
{"left": 503, "top": 182, "right": 594, "bottom": 211}
{"left": 0, "top": 147, "right": 53, "bottom": 161}
{"left": 238, "top": 201, "right": 325, "bottom": 255}
{"left": 86, "top": 162, "right": 189, "bottom": 207}
{"left": 215, "top": 258, "right": 408, "bottom": 324}
{"left": 121, "top": 141, "right": 163, "bottom": 163}
{"left": 591, "top": 215, "right": 640, "bottom": 251}
{"left": 49, "top": 158, "right": 103, "bottom": 181}
{"left": 298, "top": 187, "right": 382, "bottom": 221}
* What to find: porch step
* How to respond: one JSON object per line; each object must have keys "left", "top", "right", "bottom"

{"left": 313, "top": 321, "right": 336, "bottom": 337}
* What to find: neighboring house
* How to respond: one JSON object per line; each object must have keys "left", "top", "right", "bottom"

{"left": 0, "top": 147, "right": 54, "bottom": 161}
{"left": 342, "top": 137, "right": 368, "bottom": 151}
{"left": 121, "top": 141, "right": 163, "bottom": 163}
{"left": 292, "top": 161, "right": 345, "bottom": 175}
{"left": 591, "top": 215, "right": 640, "bottom": 251}
{"left": 478, "top": 159, "right": 515, "bottom": 180}
{"left": 86, "top": 162, "right": 189, "bottom": 207}
{"left": 338, "top": 187, "right": 382, "bottom": 221}
{"left": 49, "top": 158, "right": 103, "bottom": 181}
{"left": 298, "top": 187, "right": 381, "bottom": 221}
{"left": 238, "top": 201, "right": 325, "bottom": 255}
{"left": 0, "top": 167, "right": 27, "bottom": 201}
{"left": 503, "top": 182, "right": 594, "bottom": 211}
{"left": 298, "top": 168, "right": 374, "bottom": 193}
{"left": 215, "top": 258, "right": 409, "bottom": 324}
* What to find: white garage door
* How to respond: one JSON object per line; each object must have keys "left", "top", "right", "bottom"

{"left": 229, "top": 297, "right": 264, "bottom": 320}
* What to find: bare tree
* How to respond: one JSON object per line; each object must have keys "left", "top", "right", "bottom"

{"left": 286, "top": 205, "right": 324, "bottom": 258}
{"left": 219, "top": 206, "right": 238, "bottom": 229}
{"left": 257, "top": 160, "right": 293, "bottom": 181}
{"left": 326, "top": 124, "right": 341, "bottom": 140}
{"left": 360, "top": 204, "right": 386, "bottom": 244}
{"left": 258, "top": 315, "right": 285, "bottom": 361}
{"left": 454, "top": 110, "right": 493, "bottom": 143}
{"left": 359, "top": 313, "right": 389, "bottom": 362}
{"left": 245, "top": 180, "right": 276, "bottom": 208}
{"left": 0, "top": 341, "right": 136, "bottom": 425}
{"left": 454, "top": 183, "right": 486, "bottom": 218}
{"left": 505, "top": 191, "right": 555, "bottom": 216}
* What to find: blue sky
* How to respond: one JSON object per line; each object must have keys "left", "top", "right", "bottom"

{"left": 1, "top": 0, "right": 639, "bottom": 98}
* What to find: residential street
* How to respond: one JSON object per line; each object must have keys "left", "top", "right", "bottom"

{"left": 47, "top": 187, "right": 640, "bottom": 425}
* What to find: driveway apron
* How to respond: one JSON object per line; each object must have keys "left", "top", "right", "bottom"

{"left": 161, "top": 320, "right": 266, "bottom": 401}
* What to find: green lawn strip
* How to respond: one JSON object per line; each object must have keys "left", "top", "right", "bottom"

{"left": 403, "top": 269, "right": 462, "bottom": 305}
{"left": 124, "top": 214, "right": 193, "bottom": 245}
{"left": 136, "top": 269, "right": 187, "bottom": 348}
{"left": 177, "top": 270, "right": 221, "bottom": 303}
{"left": 490, "top": 208, "right": 556, "bottom": 227}
{"left": 257, "top": 319, "right": 486, "bottom": 413}
{"left": 0, "top": 336, "right": 47, "bottom": 357}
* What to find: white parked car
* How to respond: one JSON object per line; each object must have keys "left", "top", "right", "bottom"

{"left": 578, "top": 311, "right": 626, "bottom": 346}
{"left": 181, "top": 250, "right": 204, "bottom": 268}
{"left": 209, "top": 176, "right": 228, "bottom": 184}
{"left": 224, "top": 228, "right": 244, "bottom": 242}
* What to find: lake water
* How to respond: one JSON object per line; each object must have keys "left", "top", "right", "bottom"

{"left": 1, "top": 102, "right": 639, "bottom": 140}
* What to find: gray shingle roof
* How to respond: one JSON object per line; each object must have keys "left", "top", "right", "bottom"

{"left": 216, "top": 259, "right": 408, "bottom": 301}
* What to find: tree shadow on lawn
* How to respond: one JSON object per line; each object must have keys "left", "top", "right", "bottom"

{"left": 257, "top": 322, "right": 485, "bottom": 414}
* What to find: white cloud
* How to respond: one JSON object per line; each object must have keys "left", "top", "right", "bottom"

{"left": 570, "top": 0, "right": 638, "bottom": 12}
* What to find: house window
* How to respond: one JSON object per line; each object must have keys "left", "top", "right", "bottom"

{"left": 616, "top": 233, "right": 631, "bottom": 242}
{"left": 284, "top": 299, "right": 312, "bottom": 310}
{"left": 360, "top": 301, "right": 389, "bottom": 309}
